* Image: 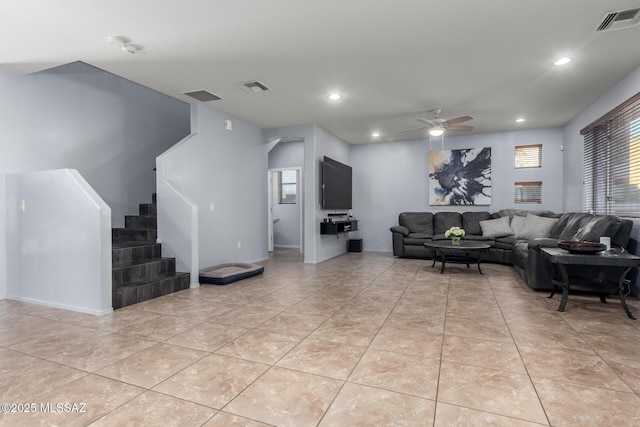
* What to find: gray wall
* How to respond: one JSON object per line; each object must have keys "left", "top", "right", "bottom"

{"left": 263, "top": 125, "right": 317, "bottom": 262}
{"left": 562, "top": 63, "right": 640, "bottom": 293}
{"left": 269, "top": 141, "right": 304, "bottom": 248}
{"left": 0, "top": 62, "right": 190, "bottom": 299}
{"left": 351, "top": 128, "right": 564, "bottom": 252}
{"left": 263, "top": 125, "right": 352, "bottom": 263}
{"left": 315, "top": 126, "right": 352, "bottom": 262}
{"left": 563, "top": 64, "right": 640, "bottom": 213}
{"left": 0, "top": 62, "right": 191, "bottom": 227}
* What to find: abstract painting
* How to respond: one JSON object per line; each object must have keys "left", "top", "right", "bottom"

{"left": 429, "top": 147, "right": 491, "bottom": 205}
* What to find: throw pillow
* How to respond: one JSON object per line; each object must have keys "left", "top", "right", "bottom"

{"left": 479, "top": 216, "right": 514, "bottom": 237}
{"left": 510, "top": 215, "right": 527, "bottom": 236}
{"left": 515, "top": 213, "right": 558, "bottom": 240}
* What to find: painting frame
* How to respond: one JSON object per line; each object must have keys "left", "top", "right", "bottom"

{"left": 428, "top": 147, "right": 492, "bottom": 206}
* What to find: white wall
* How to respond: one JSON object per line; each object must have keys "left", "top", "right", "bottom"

{"left": 5, "top": 169, "right": 111, "bottom": 314}
{"left": 0, "top": 69, "right": 21, "bottom": 299}
{"left": 0, "top": 62, "right": 190, "bottom": 228}
{"left": 351, "top": 128, "right": 564, "bottom": 252}
{"left": 268, "top": 140, "right": 304, "bottom": 248}
{"left": 159, "top": 104, "right": 267, "bottom": 268}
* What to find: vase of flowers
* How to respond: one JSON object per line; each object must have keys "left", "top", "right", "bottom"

{"left": 444, "top": 226, "right": 465, "bottom": 245}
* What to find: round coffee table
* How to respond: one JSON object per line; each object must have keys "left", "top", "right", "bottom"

{"left": 424, "top": 241, "right": 491, "bottom": 274}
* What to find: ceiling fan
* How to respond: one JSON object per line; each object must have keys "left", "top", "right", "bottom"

{"left": 398, "top": 109, "right": 474, "bottom": 137}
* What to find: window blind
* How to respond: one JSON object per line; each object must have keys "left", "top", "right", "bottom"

{"left": 278, "top": 170, "right": 297, "bottom": 204}
{"left": 582, "top": 92, "right": 640, "bottom": 216}
{"left": 514, "top": 181, "right": 542, "bottom": 204}
{"left": 515, "top": 144, "right": 542, "bottom": 168}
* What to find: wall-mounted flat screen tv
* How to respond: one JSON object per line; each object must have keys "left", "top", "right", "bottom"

{"left": 322, "top": 156, "right": 352, "bottom": 210}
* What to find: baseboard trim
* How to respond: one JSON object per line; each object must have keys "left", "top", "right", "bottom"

{"left": 7, "top": 296, "right": 113, "bottom": 315}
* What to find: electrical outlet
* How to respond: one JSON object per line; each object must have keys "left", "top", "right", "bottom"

{"left": 237, "top": 241, "right": 241, "bottom": 249}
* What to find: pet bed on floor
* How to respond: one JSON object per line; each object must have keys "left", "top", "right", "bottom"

{"left": 199, "top": 263, "right": 264, "bottom": 285}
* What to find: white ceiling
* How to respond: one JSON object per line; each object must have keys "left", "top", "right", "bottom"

{"left": 3, "top": 1, "right": 640, "bottom": 144}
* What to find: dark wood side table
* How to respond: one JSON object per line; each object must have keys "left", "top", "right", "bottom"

{"left": 424, "top": 241, "right": 491, "bottom": 274}
{"left": 540, "top": 247, "right": 640, "bottom": 319}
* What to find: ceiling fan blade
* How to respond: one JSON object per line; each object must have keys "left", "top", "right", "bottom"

{"left": 447, "top": 124, "right": 474, "bottom": 131}
{"left": 444, "top": 115, "right": 473, "bottom": 125}
{"left": 396, "top": 126, "right": 428, "bottom": 134}
{"left": 416, "top": 118, "right": 435, "bottom": 125}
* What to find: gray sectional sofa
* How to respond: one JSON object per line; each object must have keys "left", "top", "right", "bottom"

{"left": 390, "top": 210, "right": 633, "bottom": 290}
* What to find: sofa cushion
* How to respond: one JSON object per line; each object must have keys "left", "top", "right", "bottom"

{"left": 399, "top": 212, "right": 434, "bottom": 234}
{"left": 480, "top": 216, "right": 514, "bottom": 237}
{"left": 557, "top": 213, "right": 592, "bottom": 240}
{"left": 404, "top": 236, "right": 433, "bottom": 246}
{"left": 514, "top": 214, "right": 558, "bottom": 240}
{"left": 573, "top": 215, "right": 622, "bottom": 242}
{"left": 495, "top": 236, "right": 516, "bottom": 250}
{"left": 462, "top": 211, "right": 492, "bottom": 235}
{"left": 434, "top": 212, "right": 462, "bottom": 234}
{"left": 408, "top": 233, "right": 432, "bottom": 239}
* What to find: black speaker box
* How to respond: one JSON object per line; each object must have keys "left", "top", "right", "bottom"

{"left": 348, "top": 239, "right": 363, "bottom": 252}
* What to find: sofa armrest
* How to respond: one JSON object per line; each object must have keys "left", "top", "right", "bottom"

{"left": 390, "top": 225, "right": 409, "bottom": 237}
{"left": 528, "top": 238, "right": 559, "bottom": 250}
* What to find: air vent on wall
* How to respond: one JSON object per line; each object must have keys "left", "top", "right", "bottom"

{"left": 596, "top": 8, "right": 640, "bottom": 32}
{"left": 236, "top": 80, "right": 271, "bottom": 94}
{"left": 182, "top": 90, "right": 223, "bottom": 102}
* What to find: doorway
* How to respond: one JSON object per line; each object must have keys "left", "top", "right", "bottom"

{"left": 268, "top": 168, "right": 303, "bottom": 253}
{"left": 267, "top": 136, "right": 305, "bottom": 255}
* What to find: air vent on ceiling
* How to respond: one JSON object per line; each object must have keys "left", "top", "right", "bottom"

{"left": 236, "top": 80, "right": 271, "bottom": 94}
{"left": 182, "top": 90, "right": 223, "bottom": 102}
{"left": 596, "top": 8, "right": 640, "bottom": 32}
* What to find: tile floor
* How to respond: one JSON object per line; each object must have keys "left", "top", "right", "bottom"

{"left": 2, "top": 249, "right": 640, "bottom": 426}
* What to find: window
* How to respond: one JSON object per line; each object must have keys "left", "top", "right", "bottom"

{"left": 514, "top": 181, "right": 542, "bottom": 204}
{"left": 278, "top": 169, "right": 297, "bottom": 204}
{"left": 582, "top": 92, "right": 640, "bottom": 216}
{"left": 514, "top": 144, "right": 542, "bottom": 168}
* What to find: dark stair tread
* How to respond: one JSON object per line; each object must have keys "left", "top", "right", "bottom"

{"left": 113, "top": 272, "right": 190, "bottom": 291}
{"left": 112, "top": 256, "right": 175, "bottom": 269}
{"left": 112, "top": 241, "right": 160, "bottom": 249}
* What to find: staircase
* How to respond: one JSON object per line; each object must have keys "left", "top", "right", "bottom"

{"left": 111, "top": 193, "right": 190, "bottom": 309}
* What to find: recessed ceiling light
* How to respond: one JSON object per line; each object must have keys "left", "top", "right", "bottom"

{"left": 372, "top": 132, "right": 380, "bottom": 137}
{"left": 553, "top": 57, "right": 572, "bottom": 66}
{"left": 329, "top": 93, "right": 341, "bottom": 101}
{"left": 516, "top": 118, "right": 526, "bottom": 123}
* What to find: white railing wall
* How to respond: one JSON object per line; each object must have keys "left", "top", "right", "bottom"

{"left": 5, "top": 169, "right": 112, "bottom": 314}
{"left": 156, "top": 135, "right": 200, "bottom": 287}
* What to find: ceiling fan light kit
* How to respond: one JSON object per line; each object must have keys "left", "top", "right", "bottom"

{"left": 429, "top": 127, "right": 445, "bottom": 137}
{"left": 108, "top": 35, "right": 143, "bottom": 55}
{"left": 397, "top": 108, "right": 474, "bottom": 142}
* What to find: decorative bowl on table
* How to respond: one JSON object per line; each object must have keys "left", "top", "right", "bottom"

{"left": 557, "top": 240, "right": 607, "bottom": 254}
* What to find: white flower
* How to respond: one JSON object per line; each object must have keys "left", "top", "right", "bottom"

{"left": 444, "top": 226, "right": 465, "bottom": 238}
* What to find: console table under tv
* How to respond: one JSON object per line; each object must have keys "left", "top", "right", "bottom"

{"left": 320, "top": 219, "right": 358, "bottom": 235}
